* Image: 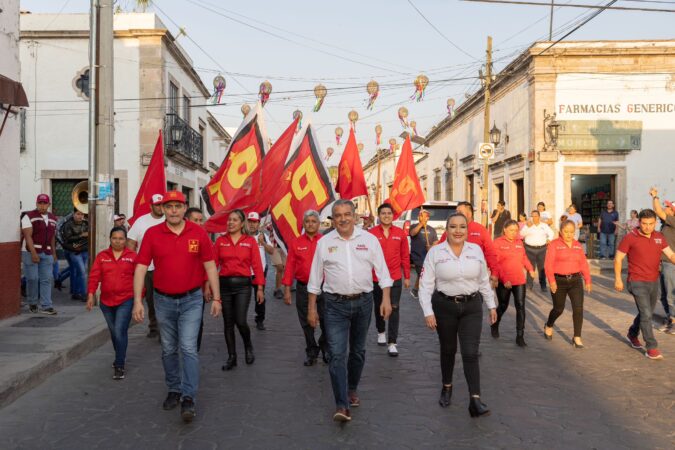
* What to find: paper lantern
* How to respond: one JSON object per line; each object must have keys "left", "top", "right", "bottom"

{"left": 348, "top": 110, "right": 359, "bottom": 130}
{"left": 375, "top": 124, "right": 382, "bottom": 145}
{"left": 411, "top": 74, "right": 429, "bottom": 102}
{"left": 398, "top": 106, "right": 409, "bottom": 128}
{"left": 259, "top": 80, "right": 272, "bottom": 107}
{"left": 366, "top": 80, "right": 379, "bottom": 110}
{"left": 335, "top": 127, "right": 344, "bottom": 146}
{"left": 241, "top": 103, "right": 251, "bottom": 117}
{"left": 210, "top": 75, "right": 226, "bottom": 104}
{"left": 313, "top": 84, "right": 327, "bottom": 112}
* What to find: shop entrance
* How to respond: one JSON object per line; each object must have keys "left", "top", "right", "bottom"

{"left": 571, "top": 174, "right": 616, "bottom": 257}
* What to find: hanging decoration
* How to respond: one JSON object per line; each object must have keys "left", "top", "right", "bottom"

{"left": 348, "top": 110, "right": 359, "bottom": 131}
{"left": 357, "top": 142, "right": 364, "bottom": 153}
{"left": 375, "top": 124, "right": 382, "bottom": 146}
{"left": 410, "top": 74, "right": 429, "bottom": 102}
{"left": 389, "top": 138, "right": 397, "bottom": 154}
{"left": 210, "top": 75, "right": 226, "bottom": 104}
{"left": 398, "top": 106, "right": 409, "bottom": 129}
{"left": 447, "top": 98, "right": 456, "bottom": 118}
{"left": 293, "top": 110, "right": 303, "bottom": 133}
{"left": 313, "top": 84, "right": 327, "bottom": 112}
{"left": 241, "top": 103, "right": 251, "bottom": 117}
{"left": 326, "top": 147, "right": 334, "bottom": 160}
{"left": 259, "top": 80, "right": 272, "bottom": 107}
{"left": 335, "top": 127, "right": 344, "bottom": 146}
{"left": 366, "top": 80, "right": 379, "bottom": 110}
{"left": 410, "top": 120, "right": 418, "bottom": 137}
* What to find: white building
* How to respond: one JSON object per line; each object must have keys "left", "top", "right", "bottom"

{"left": 19, "top": 12, "right": 231, "bottom": 217}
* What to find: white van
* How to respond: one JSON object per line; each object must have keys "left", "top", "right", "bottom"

{"left": 394, "top": 201, "right": 459, "bottom": 236}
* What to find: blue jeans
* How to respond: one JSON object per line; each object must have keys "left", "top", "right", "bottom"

{"left": 659, "top": 262, "right": 674, "bottom": 321}
{"left": 22, "top": 251, "right": 54, "bottom": 308}
{"left": 599, "top": 233, "right": 616, "bottom": 258}
{"left": 66, "top": 251, "right": 88, "bottom": 296}
{"left": 100, "top": 299, "right": 133, "bottom": 368}
{"left": 323, "top": 292, "right": 373, "bottom": 410}
{"left": 154, "top": 289, "right": 203, "bottom": 400}
{"left": 628, "top": 281, "right": 659, "bottom": 350}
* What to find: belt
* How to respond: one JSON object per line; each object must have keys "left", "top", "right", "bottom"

{"left": 554, "top": 273, "right": 581, "bottom": 280}
{"left": 296, "top": 281, "right": 308, "bottom": 286}
{"left": 525, "top": 243, "right": 546, "bottom": 249}
{"left": 329, "top": 293, "right": 364, "bottom": 301}
{"left": 437, "top": 291, "right": 480, "bottom": 303}
{"left": 154, "top": 286, "right": 201, "bottom": 299}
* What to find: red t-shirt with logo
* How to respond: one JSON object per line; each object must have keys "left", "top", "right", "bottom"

{"left": 617, "top": 230, "right": 668, "bottom": 282}
{"left": 214, "top": 234, "right": 265, "bottom": 285}
{"left": 369, "top": 224, "right": 411, "bottom": 282}
{"left": 492, "top": 236, "right": 534, "bottom": 286}
{"left": 137, "top": 221, "right": 214, "bottom": 294}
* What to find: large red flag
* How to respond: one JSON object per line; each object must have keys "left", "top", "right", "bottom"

{"left": 388, "top": 135, "right": 425, "bottom": 218}
{"left": 269, "top": 124, "right": 336, "bottom": 252}
{"left": 204, "top": 118, "right": 298, "bottom": 232}
{"left": 201, "top": 104, "right": 268, "bottom": 215}
{"left": 128, "top": 130, "right": 166, "bottom": 226}
{"left": 335, "top": 127, "right": 368, "bottom": 199}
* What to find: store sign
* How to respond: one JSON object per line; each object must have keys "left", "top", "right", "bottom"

{"left": 557, "top": 120, "right": 642, "bottom": 152}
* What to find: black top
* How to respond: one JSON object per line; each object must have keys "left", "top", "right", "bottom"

{"left": 410, "top": 224, "right": 437, "bottom": 266}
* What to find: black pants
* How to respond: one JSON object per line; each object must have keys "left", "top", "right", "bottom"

{"left": 495, "top": 283, "right": 527, "bottom": 335}
{"left": 524, "top": 245, "right": 547, "bottom": 288}
{"left": 220, "top": 276, "right": 253, "bottom": 355}
{"left": 432, "top": 291, "right": 483, "bottom": 396}
{"left": 145, "top": 271, "right": 158, "bottom": 332}
{"left": 254, "top": 268, "right": 267, "bottom": 324}
{"left": 373, "top": 279, "right": 402, "bottom": 343}
{"left": 295, "top": 282, "right": 326, "bottom": 357}
{"left": 546, "top": 275, "right": 584, "bottom": 337}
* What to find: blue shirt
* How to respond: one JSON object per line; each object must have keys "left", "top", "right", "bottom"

{"left": 600, "top": 210, "right": 619, "bottom": 234}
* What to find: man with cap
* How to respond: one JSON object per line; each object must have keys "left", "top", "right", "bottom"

{"left": 133, "top": 191, "right": 221, "bottom": 423}
{"left": 21, "top": 194, "right": 58, "bottom": 314}
{"left": 127, "top": 194, "right": 165, "bottom": 339}
{"left": 113, "top": 214, "right": 128, "bottom": 230}
{"left": 651, "top": 188, "right": 675, "bottom": 333}
{"left": 247, "top": 211, "right": 273, "bottom": 330}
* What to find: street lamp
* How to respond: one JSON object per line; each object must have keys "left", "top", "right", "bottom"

{"left": 489, "top": 121, "right": 501, "bottom": 147}
{"left": 443, "top": 155, "right": 453, "bottom": 171}
{"left": 171, "top": 124, "right": 183, "bottom": 145}
{"left": 543, "top": 109, "right": 559, "bottom": 149}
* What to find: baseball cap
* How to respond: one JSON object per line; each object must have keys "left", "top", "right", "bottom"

{"left": 36, "top": 194, "right": 50, "bottom": 204}
{"left": 151, "top": 194, "right": 164, "bottom": 205}
{"left": 666, "top": 200, "right": 674, "bottom": 209}
{"left": 113, "top": 214, "right": 123, "bottom": 221}
{"left": 161, "top": 191, "right": 186, "bottom": 204}
{"left": 247, "top": 211, "right": 260, "bottom": 222}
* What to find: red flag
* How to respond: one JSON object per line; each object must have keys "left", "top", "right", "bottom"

{"left": 268, "top": 124, "right": 336, "bottom": 251}
{"left": 201, "top": 105, "right": 268, "bottom": 215}
{"left": 389, "top": 135, "right": 425, "bottom": 219}
{"left": 128, "top": 130, "right": 166, "bottom": 226}
{"left": 335, "top": 127, "right": 368, "bottom": 199}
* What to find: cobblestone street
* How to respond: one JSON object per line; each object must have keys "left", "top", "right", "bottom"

{"left": 1, "top": 274, "right": 674, "bottom": 449}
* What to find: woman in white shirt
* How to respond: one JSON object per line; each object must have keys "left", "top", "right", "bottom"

{"left": 418, "top": 213, "right": 497, "bottom": 418}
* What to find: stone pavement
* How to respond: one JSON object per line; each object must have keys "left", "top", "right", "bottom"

{"left": 0, "top": 273, "right": 674, "bottom": 449}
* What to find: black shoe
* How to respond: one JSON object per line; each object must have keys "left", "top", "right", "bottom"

{"left": 469, "top": 397, "right": 491, "bottom": 418}
{"left": 222, "top": 354, "right": 237, "bottom": 371}
{"left": 303, "top": 355, "right": 315, "bottom": 366}
{"left": 540, "top": 284, "right": 547, "bottom": 291}
{"left": 274, "top": 289, "right": 283, "bottom": 299}
{"left": 39, "top": 307, "right": 57, "bottom": 315}
{"left": 146, "top": 329, "right": 158, "bottom": 339}
{"left": 516, "top": 335, "right": 527, "bottom": 347}
{"left": 162, "top": 392, "right": 181, "bottom": 410}
{"left": 113, "top": 366, "right": 125, "bottom": 380}
{"left": 29, "top": 305, "right": 38, "bottom": 313}
{"left": 490, "top": 324, "right": 499, "bottom": 339}
{"left": 321, "top": 349, "right": 329, "bottom": 364}
{"left": 245, "top": 347, "right": 255, "bottom": 365}
{"left": 180, "top": 397, "right": 196, "bottom": 423}
{"left": 54, "top": 280, "right": 63, "bottom": 291}
{"left": 71, "top": 294, "right": 85, "bottom": 301}
{"left": 439, "top": 386, "right": 452, "bottom": 408}
{"left": 255, "top": 321, "right": 266, "bottom": 331}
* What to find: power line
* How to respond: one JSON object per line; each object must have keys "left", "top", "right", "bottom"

{"left": 461, "top": 0, "right": 675, "bottom": 13}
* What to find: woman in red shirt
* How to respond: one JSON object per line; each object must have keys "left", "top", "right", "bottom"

{"left": 491, "top": 220, "right": 535, "bottom": 346}
{"left": 214, "top": 209, "right": 265, "bottom": 370}
{"left": 544, "top": 220, "right": 592, "bottom": 348}
{"left": 86, "top": 227, "right": 137, "bottom": 380}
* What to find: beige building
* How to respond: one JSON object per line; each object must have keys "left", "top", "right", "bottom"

{"left": 424, "top": 40, "right": 675, "bottom": 255}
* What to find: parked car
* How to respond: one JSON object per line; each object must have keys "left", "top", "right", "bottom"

{"left": 394, "top": 201, "right": 459, "bottom": 236}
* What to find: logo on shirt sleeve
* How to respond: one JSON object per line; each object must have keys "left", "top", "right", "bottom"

{"left": 188, "top": 239, "right": 200, "bottom": 253}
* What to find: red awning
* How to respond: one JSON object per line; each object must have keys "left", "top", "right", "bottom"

{"left": 0, "top": 74, "right": 29, "bottom": 107}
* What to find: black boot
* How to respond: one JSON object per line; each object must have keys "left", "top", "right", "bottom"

{"left": 438, "top": 385, "right": 452, "bottom": 407}
{"left": 516, "top": 332, "right": 527, "bottom": 347}
{"left": 490, "top": 324, "right": 499, "bottom": 339}
{"left": 222, "top": 354, "right": 237, "bottom": 371}
{"left": 468, "top": 396, "right": 490, "bottom": 418}
{"left": 245, "top": 346, "right": 255, "bottom": 365}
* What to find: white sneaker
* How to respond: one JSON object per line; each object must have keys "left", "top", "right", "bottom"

{"left": 377, "top": 332, "right": 386, "bottom": 346}
{"left": 387, "top": 343, "right": 398, "bottom": 357}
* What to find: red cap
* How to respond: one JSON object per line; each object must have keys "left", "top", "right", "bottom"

{"left": 36, "top": 194, "right": 50, "bottom": 204}
{"left": 247, "top": 211, "right": 260, "bottom": 222}
{"left": 160, "top": 191, "right": 186, "bottom": 204}
{"left": 666, "top": 200, "right": 674, "bottom": 209}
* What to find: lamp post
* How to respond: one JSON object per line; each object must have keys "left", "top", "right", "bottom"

{"left": 543, "top": 110, "right": 559, "bottom": 150}
{"left": 171, "top": 123, "right": 183, "bottom": 145}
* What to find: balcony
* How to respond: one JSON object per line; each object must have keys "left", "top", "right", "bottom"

{"left": 164, "top": 113, "right": 204, "bottom": 168}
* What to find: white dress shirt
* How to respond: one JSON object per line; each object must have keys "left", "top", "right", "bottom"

{"left": 418, "top": 241, "right": 496, "bottom": 317}
{"left": 127, "top": 213, "right": 165, "bottom": 271}
{"left": 308, "top": 227, "right": 393, "bottom": 295}
{"left": 520, "top": 222, "right": 555, "bottom": 246}
{"left": 253, "top": 231, "right": 271, "bottom": 272}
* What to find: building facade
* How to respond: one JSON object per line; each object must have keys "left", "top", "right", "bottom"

{"left": 19, "top": 12, "right": 230, "bottom": 217}
{"left": 424, "top": 40, "right": 675, "bottom": 256}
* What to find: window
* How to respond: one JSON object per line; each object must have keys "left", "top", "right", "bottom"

{"left": 433, "top": 170, "right": 441, "bottom": 201}
{"left": 167, "top": 181, "right": 178, "bottom": 191}
{"left": 466, "top": 174, "right": 474, "bottom": 206}
{"left": 420, "top": 175, "right": 428, "bottom": 199}
{"left": 169, "top": 82, "right": 179, "bottom": 115}
{"left": 182, "top": 186, "right": 193, "bottom": 206}
{"left": 445, "top": 168, "right": 454, "bottom": 201}
{"left": 182, "top": 95, "right": 191, "bottom": 123}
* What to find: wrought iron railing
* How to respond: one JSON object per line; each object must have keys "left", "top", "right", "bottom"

{"left": 164, "top": 113, "right": 203, "bottom": 167}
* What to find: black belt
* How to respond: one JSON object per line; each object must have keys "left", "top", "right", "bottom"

{"left": 554, "top": 273, "right": 581, "bottom": 280}
{"left": 329, "top": 292, "right": 364, "bottom": 301}
{"left": 154, "top": 286, "right": 201, "bottom": 299}
{"left": 525, "top": 243, "right": 547, "bottom": 249}
{"left": 437, "top": 291, "right": 480, "bottom": 303}
{"left": 296, "top": 281, "right": 308, "bottom": 286}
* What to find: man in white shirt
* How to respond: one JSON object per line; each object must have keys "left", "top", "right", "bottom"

{"left": 127, "top": 194, "right": 165, "bottom": 339}
{"left": 307, "top": 199, "right": 393, "bottom": 423}
{"left": 520, "top": 210, "right": 555, "bottom": 290}
{"left": 247, "top": 212, "right": 274, "bottom": 330}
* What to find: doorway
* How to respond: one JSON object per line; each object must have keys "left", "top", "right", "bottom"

{"left": 570, "top": 174, "right": 616, "bottom": 257}
{"left": 511, "top": 178, "right": 525, "bottom": 216}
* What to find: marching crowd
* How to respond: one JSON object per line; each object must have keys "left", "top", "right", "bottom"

{"left": 19, "top": 188, "right": 675, "bottom": 424}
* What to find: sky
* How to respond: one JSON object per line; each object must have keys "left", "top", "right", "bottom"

{"left": 20, "top": 0, "right": 672, "bottom": 163}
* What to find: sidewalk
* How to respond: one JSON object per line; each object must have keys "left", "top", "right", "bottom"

{"left": 0, "top": 286, "right": 110, "bottom": 408}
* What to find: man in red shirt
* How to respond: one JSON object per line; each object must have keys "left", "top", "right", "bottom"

{"left": 615, "top": 209, "right": 675, "bottom": 360}
{"left": 369, "top": 203, "right": 410, "bottom": 356}
{"left": 282, "top": 210, "right": 325, "bottom": 366}
{"left": 132, "top": 191, "right": 221, "bottom": 423}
